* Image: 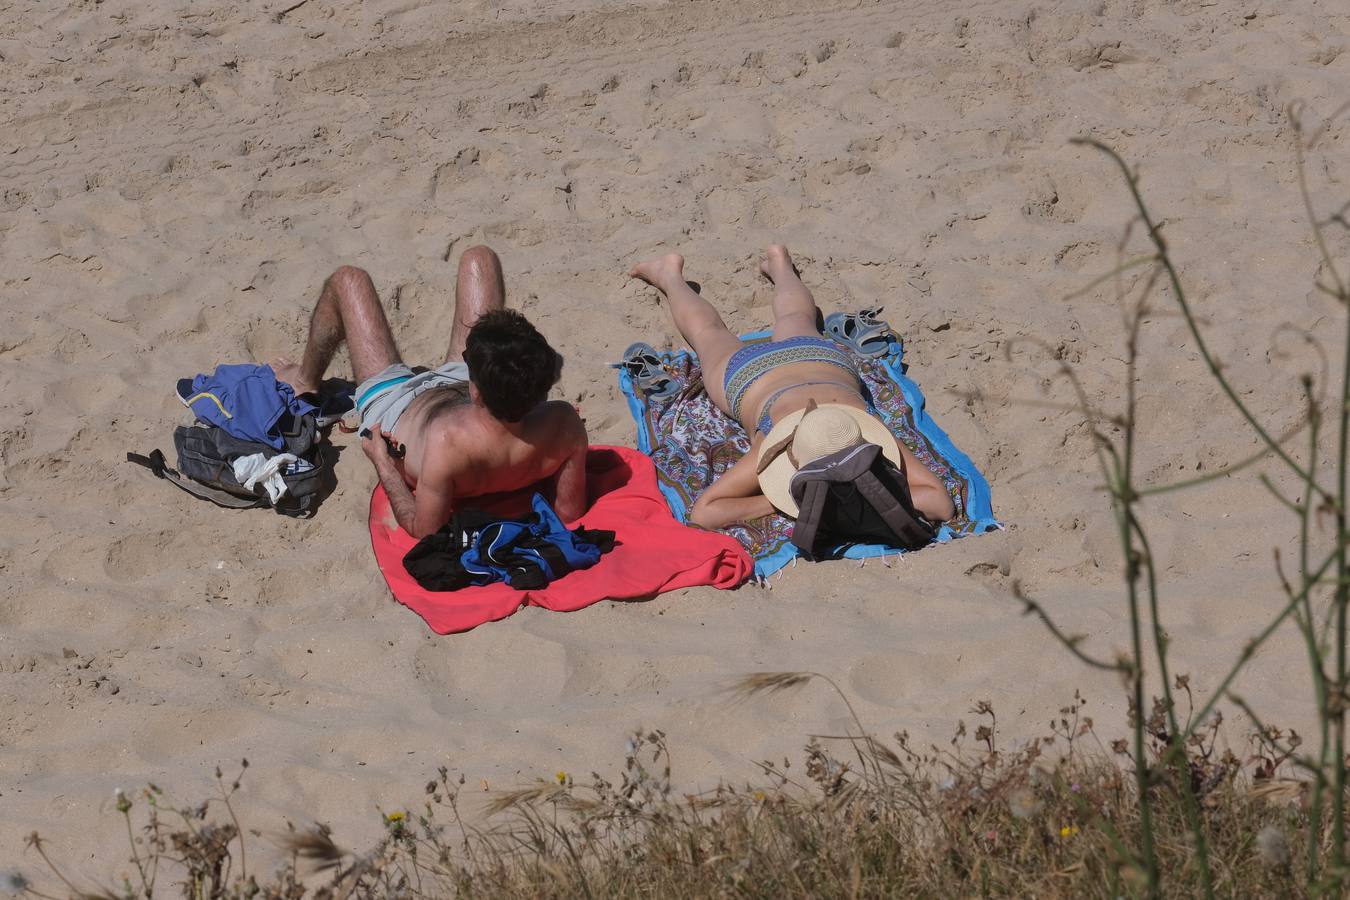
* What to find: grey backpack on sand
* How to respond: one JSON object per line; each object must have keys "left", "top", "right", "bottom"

{"left": 127, "top": 415, "right": 330, "bottom": 518}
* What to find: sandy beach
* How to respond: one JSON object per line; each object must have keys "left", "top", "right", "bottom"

{"left": 3, "top": 0, "right": 1348, "bottom": 870}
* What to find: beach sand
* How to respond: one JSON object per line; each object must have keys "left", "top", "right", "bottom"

{"left": 3, "top": 0, "right": 1348, "bottom": 870}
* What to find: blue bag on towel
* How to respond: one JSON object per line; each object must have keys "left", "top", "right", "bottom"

{"left": 459, "top": 494, "right": 613, "bottom": 590}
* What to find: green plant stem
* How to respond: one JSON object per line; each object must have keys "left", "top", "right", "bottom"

{"left": 1130, "top": 517, "right": 1214, "bottom": 898}
{"left": 1160, "top": 547, "right": 1340, "bottom": 770}
{"left": 220, "top": 786, "right": 246, "bottom": 887}
{"left": 1112, "top": 286, "right": 1162, "bottom": 897}
{"left": 1134, "top": 423, "right": 1312, "bottom": 498}
{"left": 24, "top": 835, "right": 86, "bottom": 900}
{"left": 1331, "top": 306, "right": 1348, "bottom": 876}
{"left": 1122, "top": 518, "right": 1159, "bottom": 898}
{"left": 1292, "top": 125, "right": 1350, "bottom": 881}
{"left": 1300, "top": 117, "right": 1350, "bottom": 876}
{"left": 122, "top": 809, "right": 151, "bottom": 899}
{"left": 1060, "top": 254, "right": 1160, "bottom": 302}
{"left": 1300, "top": 396, "right": 1330, "bottom": 886}
{"left": 1082, "top": 132, "right": 1345, "bottom": 890}
{"left": 1294, "top": 118, "right": 1347, "bottom": 301}
{"left": 1334, "top": 340, "right": 1349, "bottom": 886}
{"left": 1072, "top": 138, "right": 1328, "bottom": 500}
{"left": 1015, "top": 586, "right": 1128, "bottom": 672}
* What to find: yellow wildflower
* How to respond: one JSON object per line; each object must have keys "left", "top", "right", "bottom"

{"left": 384, "top": 811, "right": 406, "bottom": 825}
{"left": 556, "top": 770, "right": 568, "bottom": 785}
{"left": 1059, "top": 825, "right": 1079, "bottom": 838}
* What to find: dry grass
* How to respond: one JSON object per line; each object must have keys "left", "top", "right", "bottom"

{"left": 6, "top": 680, "right": 1313, "bottom": 900}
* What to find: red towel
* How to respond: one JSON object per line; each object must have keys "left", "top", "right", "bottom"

{"left": 368, "top": 445, "right": 752, "bottom": 634}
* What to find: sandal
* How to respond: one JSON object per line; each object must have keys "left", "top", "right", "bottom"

{"left": 824, "top": 307, "right": 892, "bottom": 358}
{"left": 613, "top": 342, "right": 679, "bottom": 400}
{"left": 311, "top": 390, "right": 355, "bottom": 430}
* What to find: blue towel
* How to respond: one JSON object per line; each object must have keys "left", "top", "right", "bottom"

{"left": 616, "top": 319, "right": 999, "bottom": 579}
{"left": 178, "top": 364, "right": 317, "bottom": 450}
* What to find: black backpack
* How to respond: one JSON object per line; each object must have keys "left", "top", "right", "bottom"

{"left": 788, "top": 443, "right": 938, "bottom": 556}
{"left": 128, "top": 413, "right": 331, "bottom": 518}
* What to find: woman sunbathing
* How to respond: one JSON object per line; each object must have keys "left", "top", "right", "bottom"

{"left": 628, "top": 245, "right": 955, "bottom": 531}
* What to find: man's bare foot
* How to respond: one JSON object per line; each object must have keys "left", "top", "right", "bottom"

{"left": 758, "top": 243, "right": 797, "bottom": 283}
{"left": 628, "top": 253, "right": 686, "bottom": 294}
{"left": 271, "top": 358, "right": 318, "bottom": 396}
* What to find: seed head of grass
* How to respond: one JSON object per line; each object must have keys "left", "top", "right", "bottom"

{"left": 483, "top": 784, "right": 569, "bottom": 817}
{"left": 279, "top": 824, "right": 345, "bottom": 871}
{"left": 725, "top": 672, "right": 815, "bottom": 701}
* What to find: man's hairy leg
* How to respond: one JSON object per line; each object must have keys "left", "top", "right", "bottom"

{"left": 274, "top": 265, "right": 401, "bottom": 394}
{"left": 445, "top": 245, "right": 506, "bottom": 363}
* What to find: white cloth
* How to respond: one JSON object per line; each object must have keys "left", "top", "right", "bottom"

{"left": 232, "top": 452, "right": 299, "bottom": 504}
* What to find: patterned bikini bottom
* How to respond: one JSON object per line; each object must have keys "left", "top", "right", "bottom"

{"left": 722, "top": 336, "right": 859, "bottom": 430}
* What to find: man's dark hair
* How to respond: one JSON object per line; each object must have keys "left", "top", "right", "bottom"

{"left": 463, "top": 309, "right": 562, "bottom": 422}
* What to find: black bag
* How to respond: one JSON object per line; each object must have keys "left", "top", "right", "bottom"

{"left": 402, "top": 509, "right": 511, "bottom": 591}
{"left": 788, "top": 443, "right": 938, "bottom": 556}
{"left": 128, "top": 413, "right": 330, "bottom": 518}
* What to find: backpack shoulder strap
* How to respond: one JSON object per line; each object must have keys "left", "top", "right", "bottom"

{"left": 856, "top": 469, "right": 935, "bottom": 549}
{"left": 126, "top": 449, "right": 266, "bottom": 510}
{"left": 790, "top": 479, "right": 830, "bottom": 553}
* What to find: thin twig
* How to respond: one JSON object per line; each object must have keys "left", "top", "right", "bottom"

{"left": 1013, "top": 582, "right": 1128, "bottom": 673}
{"left": 1159, "top": 547, "right": 1340, "bottom": 768}
{"left": 273, "top": 0, "right": 311, "bottom": 22}
{"left": 1060, "top": 254, "right": 1160, "bottom": 302}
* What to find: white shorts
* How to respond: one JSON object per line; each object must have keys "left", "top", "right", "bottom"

{"left": 354, "top": 361, "right": 469, "bottom": 434}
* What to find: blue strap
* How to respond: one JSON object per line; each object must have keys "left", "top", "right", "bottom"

{"left": 356, "top": 375, "right": 412, "bottom": 411}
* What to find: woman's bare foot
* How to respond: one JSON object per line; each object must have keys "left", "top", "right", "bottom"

{"left": 271, "top": 358, "right": 318, "bottom": 396}
{"left": 758, "top": 243, "right": 797, "bottom": 283}
{"left": 628, "top": 253, "right": 686, "bottom": 295}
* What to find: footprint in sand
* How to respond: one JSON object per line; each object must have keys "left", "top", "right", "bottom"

{"left": 847, "top": 650, "right": 955, "bottom": 707}
{"left": 103, "top": 530, "right": 187, "bottom": 582}
{"left": 413, "top": 629, "right": 568, "bottom": 714}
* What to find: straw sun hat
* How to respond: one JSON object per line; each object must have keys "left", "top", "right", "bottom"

{"left": 755, "top": 401, "right": 905, "bottom": 517}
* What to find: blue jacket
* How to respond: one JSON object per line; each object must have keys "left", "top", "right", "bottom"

{"left": 460, "top": 494, "right": 610, "bottom": 590}
{"left": 181, "top": 364, "right": 317, "bottom": 449}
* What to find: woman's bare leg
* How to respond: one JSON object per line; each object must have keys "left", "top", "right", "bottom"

{"left": 446, "top": 245, "right": 506, "bottom": 362}
{"left": 760, "top": 244, "right": 821, "bottom": 341}
{"left": 629, "top": 253, "right": 742, "bottom": 412}
{"left": 274, "top": 265, "right": 401, "bottom": 395}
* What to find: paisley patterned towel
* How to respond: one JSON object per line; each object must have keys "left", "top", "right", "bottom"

{"left": 616, "top": 319, "right": 999, "bottom": 579}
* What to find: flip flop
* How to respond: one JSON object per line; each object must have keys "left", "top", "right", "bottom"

{"left": 311, "top": 390, "right": 355, "bottom": 430}
{"left": 612, "top": 342, "right": 679, "bottom": 400}
{"left": 824, "top": 307, "right": 892, "bottom": 358}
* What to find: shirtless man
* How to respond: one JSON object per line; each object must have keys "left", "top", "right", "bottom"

{"left": 275, "top": 246, "right": 588, "bottom": 538}
{"left": 629, "top": 244, "right": 954, "bottom": 530}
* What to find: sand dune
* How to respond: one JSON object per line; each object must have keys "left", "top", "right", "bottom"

{"left": 2, "top": 0, "right": 1348, "bottom": 869}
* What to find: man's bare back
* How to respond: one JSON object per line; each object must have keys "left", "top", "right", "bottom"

{"left": 276, "top": 246, "right": 588, "bottom": 538}
{"left": 388, "top": 389, "right": 586, "bottom": 516}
